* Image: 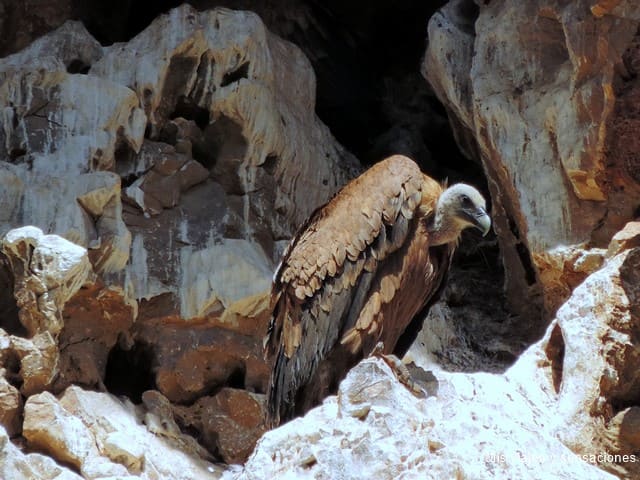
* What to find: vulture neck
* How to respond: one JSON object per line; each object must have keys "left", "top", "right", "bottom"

{"left": 427, "top": 208, "right": 462, "bottom": 247}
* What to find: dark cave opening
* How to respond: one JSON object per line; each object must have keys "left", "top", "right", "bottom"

{"left": 169, "top": 96, "right": 211, "bottom": 131}
{"left": 104, "top": 340, "right": 156, "bottom": 403}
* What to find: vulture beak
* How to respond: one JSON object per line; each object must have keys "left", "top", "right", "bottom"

{"left": 473, "top": 208, "right": 492, "bottom": 236}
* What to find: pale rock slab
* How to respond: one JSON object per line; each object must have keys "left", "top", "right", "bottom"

{"left": 23, "top": 390, "right": 100, "bottom": 470}
{"left": 179, "top": 237, "right": 272, "bottom": 319}
{"left": 0, "top": 425, "right": 83, "bottom": 480}
{"left": 21, "top": 385, "right": 224, "bottom": 479}
{"left": 1, "top": 226, "right": 93, "bottom": 336}
{"left": 607, "top": 221, "right": 640, "bottom": 257}
{"left": 0, "top": 371, "right": 22, "bottom": 436}
{"left": 510, "top": 246, "right": 640, "bottom": 478}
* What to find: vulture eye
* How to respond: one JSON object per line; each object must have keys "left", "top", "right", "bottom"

{"left": 461, "top": 194, "right": 472, "bottom": 207}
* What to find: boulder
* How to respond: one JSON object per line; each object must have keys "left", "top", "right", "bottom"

{"left": 424, "top": 0, "right": 640, "bottom": 326}
{"left": 21, "top": 385, "right": 224, "bottom": 479}
{"left": 238, "top": 357, "right": 615, "bottom": 480}
{"left": 175, "top": 387, "right": 267, "bottom": 464}
{"left": 2, "top": 226, "right": 93, "bottom": 336}
{"left": 0, "top": 424, "right": 82, "bottom": 480}
{"left": 0, "top": 373, "right": 22, "bottom": 436}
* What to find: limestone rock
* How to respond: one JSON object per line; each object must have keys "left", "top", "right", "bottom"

{"left": 0, "top": 20, "right": 137, "bottom": 277}
{"left": 122, "top": 140, "right": 209, "bottom": 216}
{"left": 510, "top": 247, "right": 640, "bottom": 478}
{"left": 0, "top": 425, "right": 83, "bottom": 480}
{"left": 175, "top": 388, "right": 267, "bottom": 464}
{"left": 424, "top": 0, "right": 640, "bottom": 322}
{"left": 102, "top": 430, "right": 145, "bottom": 474}
{"left": 55, "top": 281, "right": 136, "bottom": 392}
{"left": 0, "top": 167, "right": 132, "bottom": 275}
{"left": 0, "top": 20, "right": 103, "bottom": 76}
{"left": 23, "top": 390, "right": 99, "bottom": 470}
{"left": 238, "top": 246, "right": 640, "bottom": 479}
{"left": 21, "top": 385, "right": 223, "bottom": 479}
{"left": 607, "top": 221, "right": 640, "bottom": 257}
{"left": 0, "top": 228, "right": 136, "bottom": 393}
{"left": 1, "top": 327, "right": 59, "bottom": 397}
{"left": 12, "top": 332, "right": 59, "bottom": 396}
{"left": 178, "top": 238, "right": 272, "bottom": 320}
{"left": 0, "top": 6, "right": 357, "bottom": 435}
{"left": 136, "top": 319, "right": 269, "bottom": 403}
{"left": 2, "top": 226, "right": 93, "bottom": 336}
{"left": 0, "top": 20, "right": 139, "bottom": 182}
{"left": 141, "top": 389, "right": 215, "bottom": 462}
{"left": 92, "top": 3, "right": 358, "bottom": 237}
{"left": 0, "top": 372, "right": 22, "bottom": 436}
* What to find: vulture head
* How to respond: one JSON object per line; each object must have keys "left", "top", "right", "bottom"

{"left": 428, "top": 183, "right": 491, "bottom": 246}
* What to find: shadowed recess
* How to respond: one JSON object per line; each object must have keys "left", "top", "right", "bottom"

{"left": 104, "top": 340, "right": 156, "bottom": 403}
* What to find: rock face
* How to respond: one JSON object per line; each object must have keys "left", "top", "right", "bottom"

{"left": 424, "top": 0, "right": 640, "bottom": 327}
{"left": 20, "top": 386, "right": 223, "bottom": 479}
{"left": 0, "top": 3, "right": 357, "bottom": 472}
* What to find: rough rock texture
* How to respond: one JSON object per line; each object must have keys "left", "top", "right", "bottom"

{"left": 236, "top": 358, "right": 615, "bottom": 480}
{"left": 237, "top": 245, "right": 640, "bottom": 479}
{"left": 174, "top": 388, "right": 267, "bottom": 464}
{"left": 0, "top": 373, "right": 22, "bottom": 437}
{"left": 1, "top": 425, "right": 83, "bottom": 480}
{"left": 0, "top": 3, "right": 357, "bottom": 469}
{"left": 20, "top": 385, "right": 224, "bottom": 479}
{"left": 2, "top": 226, "right": 93, "bottom": 337}
{"left": 512, "top": 247, "right": 640, "bottom": 479}
{"left": 424, "top": 0, "right": 640, "bottom": 327}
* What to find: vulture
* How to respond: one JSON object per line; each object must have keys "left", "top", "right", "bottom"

{"left": 264, "top": 155, "right": 491, "bottom": 427}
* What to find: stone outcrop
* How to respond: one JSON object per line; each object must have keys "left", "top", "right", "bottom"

{"left": 2, "top": 226, "right": 93, "bottom": 337}
{"left": 18, "top": 386, "right": 224, "bottom": 479}
{"left": 509, "top": 244, "right": 640, "bottom": 479}
{"left": 424, "top": 0, "right": 640, "bottom": 328}
{"left": 174, "top": 387, "right": 267, "bottom": 465}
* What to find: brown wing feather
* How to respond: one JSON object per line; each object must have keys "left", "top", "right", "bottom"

{"left": 264, "top": 155, "right": 446, "bottom": 427}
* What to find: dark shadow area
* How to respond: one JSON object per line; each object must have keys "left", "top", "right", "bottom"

{"left": 544, "top": 323, "right": 565, "bottom": 393}
{"left": 0, "top": 255, "right": 26, "bottom": 337}
{"left": 104, "top": 340, "right": 156, "bottom": 403}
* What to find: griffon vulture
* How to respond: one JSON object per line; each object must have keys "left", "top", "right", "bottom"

{"left": 264, "top": 155, "right": 491, "bottom": 427}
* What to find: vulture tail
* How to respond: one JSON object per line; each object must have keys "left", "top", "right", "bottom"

{"left": 265, "top": 349, "right": 297, "bottom": 428}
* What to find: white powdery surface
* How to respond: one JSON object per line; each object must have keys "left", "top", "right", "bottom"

{"left": 232, "top": 358, "right": 615, "bottom": 480}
